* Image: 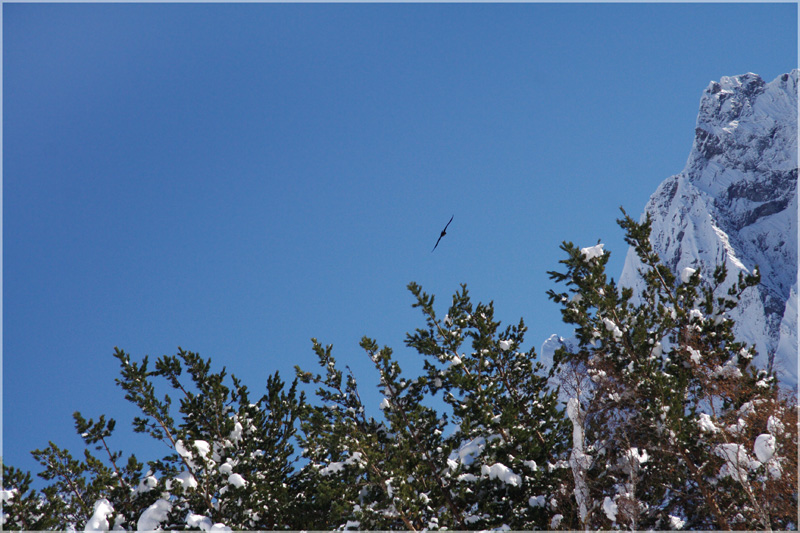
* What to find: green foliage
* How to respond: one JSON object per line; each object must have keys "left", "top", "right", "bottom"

{"left": 1, "top": 464, "right": 64, "bottom": 530}
{"left": 3, "top": 209, "right": 796, "bottom": 531}
{"left": 5, "top": 348, "right": 308, "bottom": 530}
{"left": 546, "top": 208, "right": 796, "bottom": 530}
{"left": 295, "top": 283, "right": 570, "bottom": 529}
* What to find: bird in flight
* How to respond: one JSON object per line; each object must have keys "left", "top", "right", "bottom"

{"left": 432, "top": 215, "right": 454, "bottom": 252}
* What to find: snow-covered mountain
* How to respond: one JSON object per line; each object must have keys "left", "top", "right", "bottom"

{"left": 618, "top": 70, "right": 798, "bottom": 389}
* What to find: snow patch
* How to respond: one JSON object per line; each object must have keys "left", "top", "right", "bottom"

{"left": 669, "top": 515, "right": 686, "bottom": 529}
{"left": 753, "top": 433, "right": 776, "bottom": 463}
{"left": 227, "top": 473, "right": 247, "bottom": 488}
{"left": 767, "top": 414, "right": 785, "bottom": 435}
{"left": 455, "top": 436, "right": 486, "bottom": 466}
{"left": 603, "top": 496, "right": 618, "bottom": 522}
{"left": 186, "top": 515, "right": 231, "bottom": 532}
{"left": 134, "top": 475, "right": 157, "bottom": 494}
{"left": 620, "top": 447, "right": 649, "bottom": 474}
{"left": 581, "top": 243, "right": 605, "bottom": 261}
{"left": 319, "top": 451, "right": 364, "bottom": 476}
{"left": 480, "top": 463, "right": 521, "bottom": 487}
{"left": 173, "top": 470, "right": 198, "bottom": 490}
{"left": 85, "top": 499, "right": 114, "bottom": 532}
{"left": 528, "top": 495, "right": 546, "bottom": 508}
{"left": 137, "top": 499, "right": 172, "bottom": 531}
{"left": 715, "top": 443, "right": 758, "bottom": 479}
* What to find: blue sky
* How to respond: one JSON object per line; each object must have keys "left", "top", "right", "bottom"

{"left": 4, "top": 3, "right": 797, "bottom": 480}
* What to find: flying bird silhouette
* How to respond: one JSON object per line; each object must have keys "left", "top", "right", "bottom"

{"left": 431, "top": 215, "right": 454, "bottom": 252}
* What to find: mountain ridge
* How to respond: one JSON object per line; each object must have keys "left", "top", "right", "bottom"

{"left": 618, "top": 70, "right": 798, "bottom": 389}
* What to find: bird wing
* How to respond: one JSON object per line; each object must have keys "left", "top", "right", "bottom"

{"left": 443, "top": 214, "right": 454, "bottom": 232}
{"left": 432, "top": 234, "right": 444, "bottom": 252}
{"left": 431, "top": 215, "right": 453, "bottom": 252}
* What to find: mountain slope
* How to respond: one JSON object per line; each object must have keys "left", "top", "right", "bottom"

{"left": 619, "top": 70, "right": 798, "bottom": 389}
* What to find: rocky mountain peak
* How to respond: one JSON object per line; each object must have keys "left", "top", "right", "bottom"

{"left": 619, "top": 70, "right": 798, "bottom": 388}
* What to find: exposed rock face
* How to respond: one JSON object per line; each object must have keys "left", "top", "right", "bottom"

{"left": 619, "top": 70, "right": 798, "bottom": 389}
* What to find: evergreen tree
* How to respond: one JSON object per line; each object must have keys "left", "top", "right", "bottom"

{"left": 296, "top": 283, "right": 572, "bottom": 529}
{"left": 1, "top": 464, "right": 66, "bottom": 530}
{"left": 4, "top": 348, "right": 307, "bottom": 530}
{"left": 547, "top": 209, "right": 798, "bottom": 530}
{"left": 3, "top": 210, "right": 796, "bottom": 530}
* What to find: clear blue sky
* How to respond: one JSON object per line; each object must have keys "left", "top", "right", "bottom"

{"left": 4, "top": 3, "right": 797, "bottom": 480}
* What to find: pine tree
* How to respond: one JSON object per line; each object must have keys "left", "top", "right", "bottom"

{"left": 295, "top": 282, "right": 573, "bottom": 530}
{"left": 3, "top": 348, "right": 308, "bottom": 530}
{"left": 1, "top": 464, "right": 66, "bottom": 530}
{"left": 547, "top": 208, "right": 798, "bottom": 530}
{"left": 3, "top": 210, "right": 796, "bottom": 530}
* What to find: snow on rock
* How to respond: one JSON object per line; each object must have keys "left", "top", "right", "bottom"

{"left": 566, "top": 399, "right": 589, "bottom": 470}
{"left": 774, "top": 281, "right": 798, "bottom": 387}
{"left": 85, "top": 499, "right": 114, "bottom": 532}
{"left": 137, "top": 499, "right": 172, "bottom": 531}
{"left": 754, "top": 433, "right": 776, "bottom": 463}
{"left": 539, "top": 334, "right": 566, "bottom": 373}
{"left": 619, "top": 70, "right": 798, "bottom": 390}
